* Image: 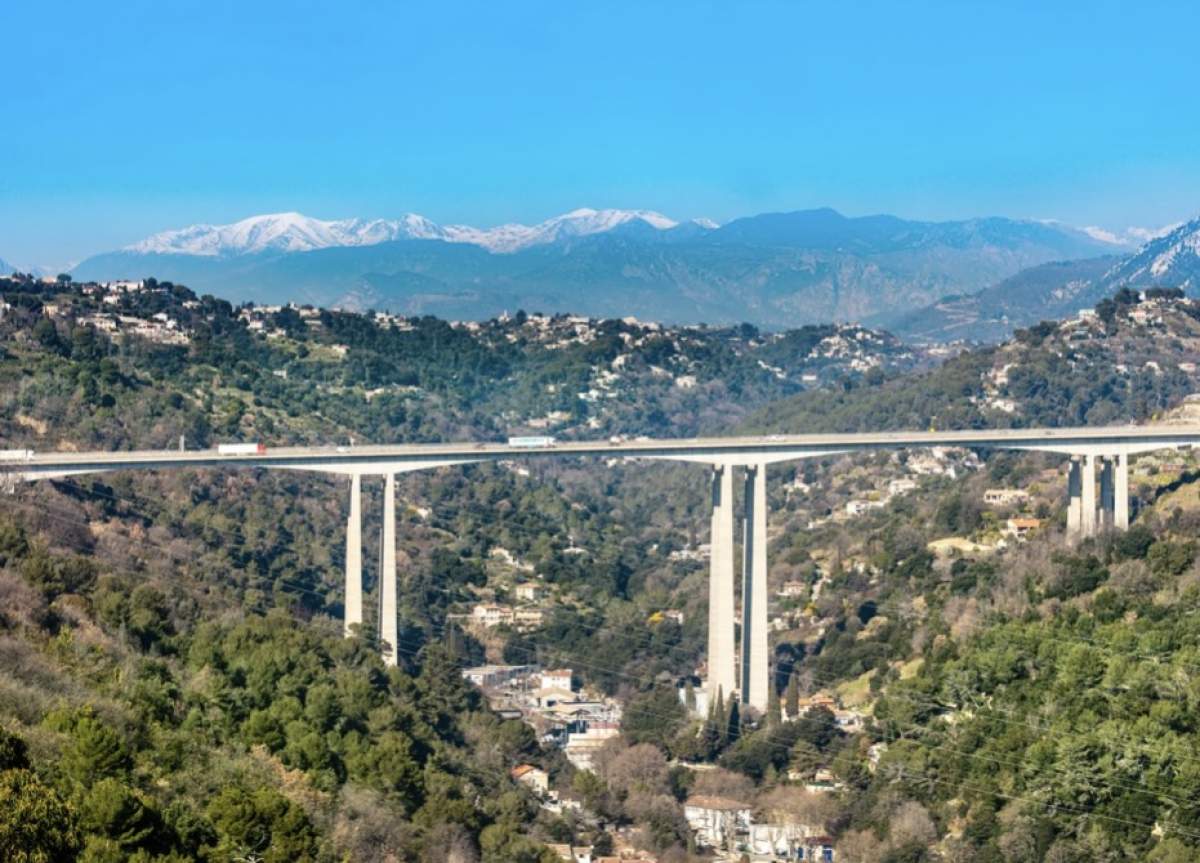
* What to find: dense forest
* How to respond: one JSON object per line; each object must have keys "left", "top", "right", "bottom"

{"left": 3, "top": 275, "right": 1200, "bottom": 861}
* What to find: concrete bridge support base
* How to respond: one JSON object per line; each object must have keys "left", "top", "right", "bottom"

{"left": 381, "top": 473, "right": 399, "bottom": 666}
{"left": 1114, "top": 454, "right": 1130, "bottom": 530}
{"left": 740, "top": 463, "right": 769, "bottom": 714}
{"left": 707, "top": 466, "right": 737, "bottom": 706}
{"left": 1066, "top": 452, "right": 1132, "bottom": 540}
{"left": 344, "top": 473, "right": 363, "bottom": 638}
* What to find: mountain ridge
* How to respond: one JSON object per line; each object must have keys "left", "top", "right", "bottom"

{"left": 73, "top": 208, "right": 1124, "bottom": 328}
{"left": 124, "top": 208, "right": 690, "bottom": 256}
{"left": 893, "top": 215, "right": 1200, "bottom": 342}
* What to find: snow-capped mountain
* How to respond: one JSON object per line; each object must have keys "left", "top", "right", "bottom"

{"left": 127, "top": 212, "right": 449, "bottom": 256}
{"left": 125, "top": 208, "right": 686, "bottom": 257}
{"left": 1081, "top": 223, "right": 1181, "bottom": 248}
{"left": 74, "top": 207, "right": 1123, "bottom": 329}
{"left": 1101, "top": 216, "right": 1200, "bottom": 291}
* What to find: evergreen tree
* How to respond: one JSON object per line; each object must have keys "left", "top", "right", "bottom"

{"left": 0, "top": 769, "right": 81, "bottom": 863}
{"left": 713, "top": 688, "right": 727, "bottom": 747}
{"left": 785, "top": 668, "right": 800, "bottom": 720}
{"left": 726, "top": 699, "right": 741, "bottom": 745}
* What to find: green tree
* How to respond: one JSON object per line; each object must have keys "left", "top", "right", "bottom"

{"left": 59, "top": 715, "right": 131, "bottom": 786}
{"left": 79, "top": 778, "right": 157, "bottom": 851}
{"left": 0, "top": 727, "right": 30, "bottom": 770}
{"left": 785, "top": 669, "right": 799, "bottom": 719}
{"left": 623, "top": 686, "right": 687, "bottom": 750}
{"left": 0, "top": 769, "right": 81, "bottom": 862}
{"left": 206, "top": 786, "right": 318, "bottom": 863}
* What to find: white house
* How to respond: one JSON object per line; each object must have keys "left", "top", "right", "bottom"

{"left": 683, "top": 796, "right": 752, "bottom": 848}
{"left": 514, "top": 582, "right": 544, "bottom": 602}
{"left": 748, "top": 823, "right": 829, "bottom": 859}
{"left": 511, "top": 764, "right": 549, "bottom": 796}
{"left": 472, "top": 604, "right": 515, "bottom": 627}
{"left": 541, "top": 669, "right": 574, "bottom": 691}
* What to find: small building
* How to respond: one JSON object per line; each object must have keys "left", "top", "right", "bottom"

{"left": 803, "top": 768, "right": 845, "bottom": 794}
{"left": 514, "top": 582, "right": 544, "bottom": 602}
{"left": 748, "top": 823, "right": 830, "bottom": 860}
{"left": 682, "top": 796, "right": 752, "bottom": 848}
{"left": 563, "top": 722, "right": 621, "bottom": 771}
{"left": 983, "top": 488, "right": 1030, "bottom": 507}
{"left": 541, "top": 669, "right": 574, "bottom": 691}
{"left": 511, "top": 764, "right": 549, "bottom": 796}
{"left": 546, "top": 844, "right": 592, "bottom": 863}
{"left": 533, "top": 686, "right": 578, "bottom": 710}
{"left": 1005, "top": 517, "right": 1042, "bottom": 539}
{"left": 834, "top": 708, "right": 865, "bottom": 733}
{"left": 462, "top": 664, "right": 531, "bottom": 689}
{"left": 514, "top": 608, "right": 544, "bottom": 630}
{"left": 778, "top": 580, "right": 807, "bottom": 598}
{"left": 472, "top": 603, "right": 515, "bottom": 627}
{"left": 800, "top": 836, "right": 836, "bottom": 862}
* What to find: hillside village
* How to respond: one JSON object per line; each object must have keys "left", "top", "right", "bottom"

{"left": 5, "top": 272, "right": 1200, "bottom": 861}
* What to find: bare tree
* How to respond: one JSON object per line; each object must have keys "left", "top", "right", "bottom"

{"left": 689, "top": 767, "right": 755, "bottom": 801}
{"left": 835, "top": 828, "right": 885, "bottom": 863}
{"left": 602, "top": 742, "right": 669, "bottom": 797}
{"left": 888, "top": 800, "right": 937, "bottom": 848}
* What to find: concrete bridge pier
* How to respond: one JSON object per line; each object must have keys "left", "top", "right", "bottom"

{"left": 344, "top": 473, "right": 363, "bottom": 637}
{"left": 1066, "top": 458, "right": 1083, "bottom": 539}
{"left": 1066, "top": 451, "right": 1132, "bottom": 539}
{"left": 380, "top": 473, "right": 399, "bottom": 666}
{"left": 707, "top": 465, "right": 737, "bottom": 705}
{"left": 1113, "top": 453, "right": 1130, "bottom": 530}
{"left": 740, "top": 462, "right": 769, "bottom": 713}
{"left": 1081, "top": 454, "right": 1098, "bottom": 537}
{"left": 1100, "top": 458, "right": 1115, "bottom": 530}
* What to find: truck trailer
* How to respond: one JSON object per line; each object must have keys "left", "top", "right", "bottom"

{"left": 216, "top": 443, "right": 267, "bottom": 455}
{"left": 506, "top": 436, "right": 556, "bottom": 448}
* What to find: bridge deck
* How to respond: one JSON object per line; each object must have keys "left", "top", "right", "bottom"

{"left": 5, "top": 424, "right": 1200, "bottom": 478}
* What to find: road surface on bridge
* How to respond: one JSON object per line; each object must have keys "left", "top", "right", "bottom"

{"left": 6, "top": 423, "right": 1200, "bottom": 479}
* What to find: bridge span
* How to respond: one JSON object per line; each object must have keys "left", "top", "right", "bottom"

{"left": 5, "top": 423, "right": 1200, "bottom": 713}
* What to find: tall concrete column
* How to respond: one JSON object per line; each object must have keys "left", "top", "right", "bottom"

{"left": 381, "top": 473, "right": 399, "bottom": 666}
{"left": 1099, "top": 457, "right": 1115, "bottom": 530}
{"left": 344, "top": 473, "right": 363, "bottom": 638}
{"left": 1114, "top": 453, "right": 1130, "bottom": 530}
{"left": 707, "top": 465, "right": 737, "bottom": 704}
{"left": 740, "top": 463, "right": 770, "bottom": 713}
{"left": 1066, "top": 458, "right": 1082, "bottom": 540}
{"left": 1081, "top": 454, "right": 1098, "bottom": 538}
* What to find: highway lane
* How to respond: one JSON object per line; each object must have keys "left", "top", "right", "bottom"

{"left": 5, "top": 423, "right": 1200, "bottom": 479}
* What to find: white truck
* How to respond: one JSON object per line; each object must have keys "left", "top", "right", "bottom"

{"left": 506, "top": 436, "right": 556, "bottom": 448}
{"left": 217, "top": 443, "right": 267, "bottom": 455}
{"left": 1, "top": 449, "right": 34, "bottom": 461}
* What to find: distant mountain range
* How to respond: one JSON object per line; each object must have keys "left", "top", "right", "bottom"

{"left": 893, "top": 216, "right": 1200, "bottom": 342}
{"left": 0, "top": 257, "right": 15, "bottom": 275}
{"left": 123, "top": 208, "right": 698, "bottom": 256}
{"left": 71, "top": 207, "right": 1124, "bottom": 327}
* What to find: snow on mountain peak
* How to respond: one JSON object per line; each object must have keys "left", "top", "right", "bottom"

{"left": 1099, "top": 215, "right": 1200, "bottom": 289}
{"left": 126, "top": 212, "right": 448, "bottom": 256}
{"left": 124, "top": 208, "right": 684, "bottom": 257}
{"left": 1081, "top": 222, "right": 1180, "bottom": 248}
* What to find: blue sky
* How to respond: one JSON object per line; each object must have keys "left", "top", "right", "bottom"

{"left": 2, "top": 0, "right": 1199, "bottom": 268}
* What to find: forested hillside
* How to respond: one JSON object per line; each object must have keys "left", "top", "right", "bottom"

{"left": 4, "top": 275, "right": 1200, "bottom": 862}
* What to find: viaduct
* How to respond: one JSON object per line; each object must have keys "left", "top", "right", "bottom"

{"left": 5, "top": 424, "right": 1200, "bottom": 714}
